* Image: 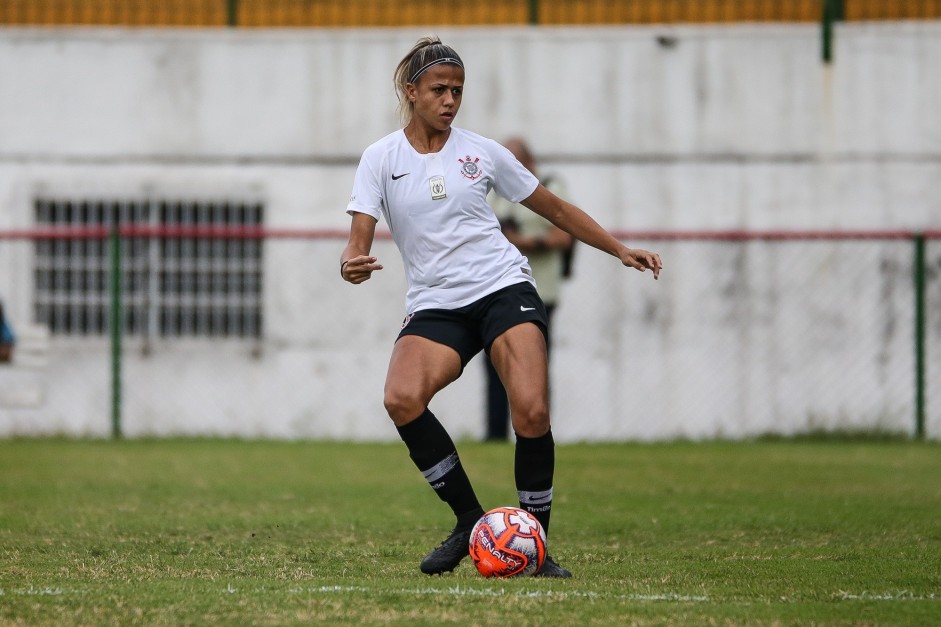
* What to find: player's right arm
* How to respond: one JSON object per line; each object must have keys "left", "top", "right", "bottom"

{"left": 340, "top": 212, "right": 383, "bottom": 284}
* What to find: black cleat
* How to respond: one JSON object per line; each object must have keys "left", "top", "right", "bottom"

{"left": 535, "top": 554, "right": 572, "bottom": 578}
{"left": 420, "top": 524, "right": 473, "bottom": 575}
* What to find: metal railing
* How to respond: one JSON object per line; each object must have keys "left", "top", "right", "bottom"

{"left": 1, "top": 227, "right": 938, "bottom": 441}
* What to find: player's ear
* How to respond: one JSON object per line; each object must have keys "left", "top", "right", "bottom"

{"left": 405, "top": 82, "right": 418, "bottom": 102}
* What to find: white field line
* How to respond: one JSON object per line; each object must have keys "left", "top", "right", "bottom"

{"left": 287, "top": 585, "right": 709, "bottom": 602}
{"left": 2, "top": 586, "right": 937, "bottom": 603}
{"left": 835, "top": 591, "right": 940, "bottom": 601}
{"left": 287, "top": 586, "right": 938, "bottom": 603}
{"left": 0, "top": 587, "right": 67, "bottom": 596}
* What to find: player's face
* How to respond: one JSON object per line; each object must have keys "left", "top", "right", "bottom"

{"left": 408, "top": 64, "right": 464, "bottom": 132}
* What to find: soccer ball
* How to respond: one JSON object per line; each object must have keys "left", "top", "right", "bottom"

{"left": 468, "top": 506, "right": 547, "bottom": 578}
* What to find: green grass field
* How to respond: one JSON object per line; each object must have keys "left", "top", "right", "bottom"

{"left": 1, "top": 438, "right": 939, "bottom": 625}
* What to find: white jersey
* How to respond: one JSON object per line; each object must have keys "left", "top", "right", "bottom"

{"left": 347, "top": 127, "right": 539, "bottom": 314}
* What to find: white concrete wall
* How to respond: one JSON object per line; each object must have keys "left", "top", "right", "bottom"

{"left": 0, "top": 24, "right": 939, "bottom": 440}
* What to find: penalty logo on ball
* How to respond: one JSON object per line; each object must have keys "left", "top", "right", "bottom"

{"left": 468, "top": 506, "right": 547, "bottom": 578}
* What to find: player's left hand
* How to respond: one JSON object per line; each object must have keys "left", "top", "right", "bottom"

{"left": 621, "top": 247, "right": 662, "bottom": 280}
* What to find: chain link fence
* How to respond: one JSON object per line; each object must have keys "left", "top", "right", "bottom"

{"left": 1, "top": 229, "right": 938, "bottom": 441}
{"left": 1, "top": 1, "right": 940, "bottom": 27}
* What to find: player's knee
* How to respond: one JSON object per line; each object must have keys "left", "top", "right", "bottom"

{"left": 511, "top": 401, "right": 550, "bottom": 437}
{"left": 383, "top": 386, "right": 425, "bottom": 424}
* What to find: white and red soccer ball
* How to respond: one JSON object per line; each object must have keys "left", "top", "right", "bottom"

{"left": 469, "top": 506, "right": 547, "bottom": 578}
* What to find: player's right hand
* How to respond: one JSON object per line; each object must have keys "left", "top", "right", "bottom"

{"left": 341, "top": 255, "right": 383, "bottom": 284}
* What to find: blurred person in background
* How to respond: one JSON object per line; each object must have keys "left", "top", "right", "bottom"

{"left": 0, "top": 299, "right": 15, "bottom": 363}
{"left": 484, "top": 137, "right": 573, "bottom": 442}
{"left": 340, "top": 35, "right": 661, "bottom": 579}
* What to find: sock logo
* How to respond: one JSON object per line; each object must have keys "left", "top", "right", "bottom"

{"left": 423, "top": 452, "right": 459, "bottom": 483}
{"left": 518, "top": 488, "right": 553, "bottom": 505}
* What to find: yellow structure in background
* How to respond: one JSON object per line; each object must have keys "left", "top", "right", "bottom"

{"left": 1, "top": 0, "right": 939, "bottom": 27}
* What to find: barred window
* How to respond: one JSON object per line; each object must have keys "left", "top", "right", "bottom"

{"left": 33, "top": 198, "right": 263, "bottom": 338}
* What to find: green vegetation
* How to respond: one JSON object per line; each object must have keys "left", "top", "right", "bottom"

{"left": 1, "top": 438, "right": 939, "bottom": 625}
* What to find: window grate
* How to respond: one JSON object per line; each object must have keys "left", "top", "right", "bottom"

{"left": 33, "top": 198, "right": 264, "bottom": 339}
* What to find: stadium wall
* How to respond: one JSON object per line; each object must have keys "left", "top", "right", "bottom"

{"left": 0, "top": 23, "right": 938, "bottom": 440}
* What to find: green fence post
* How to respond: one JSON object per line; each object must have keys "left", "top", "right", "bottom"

{"left": 227, "top": 0, "right": 238, "bottom": 27}
{"left": 821, "top": 0, "right": 845, "bottom": 64}
{"left": 109, "top": 227, "right": 123, "bottom": 439}
{"left": 528, "top": 0, "right": 539, "bottom": 25}
{"left": 913, "top": 233, "right": 926, "bottom": 440}
{"left": 822, "top": 0, "right": 835, "bottom": 63}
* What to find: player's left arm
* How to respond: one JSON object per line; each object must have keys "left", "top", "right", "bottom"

{"left": 520, "top": 184, "right": 662, "bottom": 279}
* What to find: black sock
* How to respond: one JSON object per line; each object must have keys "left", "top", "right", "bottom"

{"left": 515, "top": 429, "right": 555, "bottom": 534}
{"left": 397, "top": 408, "right": 484, "bottom": 527}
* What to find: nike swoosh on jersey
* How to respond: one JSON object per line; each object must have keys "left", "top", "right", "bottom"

{"left": 520, "top": 306, "right": 536, "bottom": 312}
{"left": 391, "top": 172, "right": 410, "bottom": 180}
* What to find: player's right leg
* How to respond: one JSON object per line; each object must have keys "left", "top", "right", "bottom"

{"left": 385, "top": 333, "right": 484, "bottom": 574}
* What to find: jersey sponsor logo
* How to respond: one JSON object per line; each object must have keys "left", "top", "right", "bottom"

{"left": 458, "top": 155, "right": 482, "bottom": 180}
{"left": 391, "top": 172, "right": 410, "bottom": 180}
{"left": 520, "top": 305, "right": 536, "bottom": 312}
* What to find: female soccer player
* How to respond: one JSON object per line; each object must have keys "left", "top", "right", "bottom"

{"left": 341, "top": 36, "right": 662, "bottom": 578}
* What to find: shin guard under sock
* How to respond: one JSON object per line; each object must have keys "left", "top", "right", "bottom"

{"left": 397, "top": 408, "right": 483, "bottom": 525}
{"left": 515, "top": 429, "right": 555, "bottom": 534}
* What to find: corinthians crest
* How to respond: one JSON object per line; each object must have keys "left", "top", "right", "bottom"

{"left": 458, "top": 155, "right": 482, "bottom": 180}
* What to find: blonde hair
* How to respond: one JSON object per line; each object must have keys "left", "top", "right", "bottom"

{"left": 394, "top": 36, "right": 464, "bottom": 125}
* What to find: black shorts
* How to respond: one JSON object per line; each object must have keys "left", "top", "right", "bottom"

{"left": 397, "top": 281, "right": 549, "bottom": 369}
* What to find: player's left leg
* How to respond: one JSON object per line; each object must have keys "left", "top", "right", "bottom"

{"left": 489, "top": 323, "right": 553, "bottom": 527}
{"left": 489, "top": 323, "right": 572, "bottom": 578}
